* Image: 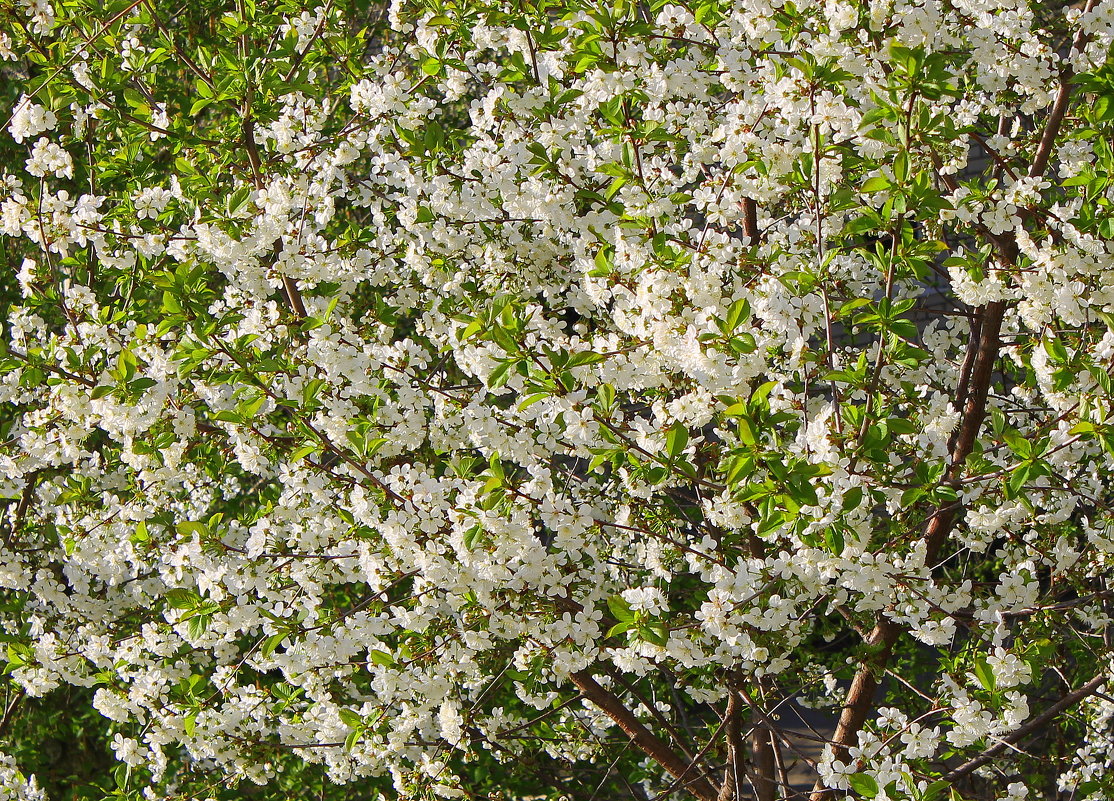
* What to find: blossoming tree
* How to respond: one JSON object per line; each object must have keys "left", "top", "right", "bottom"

{"left": 2, "top": 0, "right": 1114, "bottom": 799}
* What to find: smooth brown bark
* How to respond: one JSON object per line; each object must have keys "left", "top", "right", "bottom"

{"left": 750, "top": 720, "right": 777, "bottom": 801}
{"left": 570, "top": 671, "right": 720, "bottom": 801}
{"left": 809, "top": 298, "right": 1005, "bottom": 801}
{"left": 742, "top": 197, "right": 760, "bottom": 244}
{"left": 808, "top": 7, "right": 1100, "bottom": 791}
{"left": 718, "top": 688, "right": 746, "bottom": 801}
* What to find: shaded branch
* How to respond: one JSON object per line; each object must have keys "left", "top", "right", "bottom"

{"left": 719, "top": 686, "right": 745, "bottom": 801}
{"left": 242, "top": 106, "right": 307, "bottom": 320}
{"left": 943, "top": 673, "right": 1105, "bottom": 782}
{"left": 570, "top": 671, "right": 721, "bottom": 801}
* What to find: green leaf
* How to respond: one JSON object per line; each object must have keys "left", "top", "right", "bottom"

{"left": 339, "top": 708, "right": 364, "bottom": 728}
{"left": 226, "top": 185, "right": 252, "bottom": 216}
{"left": 463, "top": 524, "right": 483, "bottom": 550}
{"left": 459, "top": 318, "right": 486, "bottom": 341}
{"left": 597, "top": 382, "right": 615, "bottom": 411}
{"left": 369, "top": 649, "right": 396, "bottom": 667}
{"left": 666, "top": 424, "right": 689, "bottom": 460}
{"left": 737, "top": 416, "right": 756, "bottom": 447}
{"left": 921, "top": 780, "right": 950, "bottom": 801}
{"left": 165, "top": 588, "right": 200, "bottom": 610}
{"left": 723, "top": 298, "right": 751, "bottom": 332}
{"left": 729, "top": 333, "right": 757, "bottom": 354}
{"left": 116, "top": 349, "right": 138, "bottom": 382}
{"left": 607, "top": 595, "right": 634, "bottom": 622}
{"left": 973, "top": 659, "right": 995, "bottom": 692}
{"left": 238, "top": 395, "right": 266, "bottom": 419}
{"left": 566, "top": 350, "right": 606, "bottom": 368}
{"left": 844, "top": 214, "right": 881, "bottom": 236}
{"left": 123, "top": 87, "right": 148, "bottom": 111}
{"left": 886, "top": 417, "right": 916, "bottom": 435}
{"left": 604, "top": 175, "right": 627, "bottom": 200}
{"left": 861, "top": 175, "right": 891, "bottom": 193}
{"left": 488, "top": 360, "right": 514, "bottom": 388}
{"left": 131, "top": 521, "right": 150, "bottom": 544}
{"left": 848, "top": 773, "right": 879, "bottom": 798}
{"left": 1005, "top": 462, "right": 1031, "bottom": 500}
{"left": 750, "top": 381, "right": 777, "bottom": 406}
{"left": 176, "top": 521, "right": 208, "bottom": 538}
{"left": 591, "top": 249, "right": 612, "bottom": 276}
{"left": 892, "top": 150, "right": 909, "bottom": 183}
{"left": 606, "top": 621, "right": 632, "bottom": 638}
{"left": 1074, "top": 781, "right": 1101, "bottom": 798}
{"left": 839, "top": 298, "right": 872, "bottom": 317}
{"left": 724, "top": 454, "right": 755, "bottom": 485}
{"left": 638, "top": 623, "right": 668, "bottom": 646}
{"left": 260, "top": 632, "right": 286, "bottom": 658}
{"left": 289, "top": 442, "right": 318, "bottom": 461}
{"left": 518, "top": 392, "right": 549, "bottom": 410}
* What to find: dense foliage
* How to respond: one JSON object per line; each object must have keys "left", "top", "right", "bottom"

{"left": 2, "top": 0, "right": 1114, "bottom": 799}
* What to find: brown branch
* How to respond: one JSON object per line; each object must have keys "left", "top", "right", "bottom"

{"left": 742, "top": 197, "right": 760, "bottom": 243}
{"left": 11, "top": 469, "right": 41, "bottom": 534}
{"left": 648, "top": 710, "right": 735, "bottom": 801}
{"left": 569, "top": 671, "right": 720, "bottom": 801}
{"left": 602, "top": 665, "right": 705, "bottom": 766}
{"left": 5, "top": 348, "right": 96, "bottom": 387}
{"left": 771, "top": 730, "right": 791, "bottom": 799}
{"left": 719, "top": 686, "right": 745, "bottom": 801}
{"left": 495, "top": 693, "right": 585, "bottom": 738}
{"left": 1029, "top": 0, "right": 1097, "bottom": 180}
{"left": 241, "top": 110, "right": 307, "bottom": 320}
{"left": 143, "top": 0, "right": 217, "bottom": 92}
{"left": 750, "top": 714, "right": 777, "bottom": 801}
{"left": 808, "top": 7, "right": 1102, "bottom": 792}
{"left": 810, "top": 295, "right": 1006, "bottom": 801}
{"left": 953, "top": 311, "right": 983, "bottom": 412}
{"left": 1, "top": 0, "right": 146, "bottom": 133}
{"left": 949, "top": 301, "right": 1006, "bottom": 471}
{"left": 942, "top": 673, "right": 1105, "bottom": 782}
{"left": 0, "top": 688, "right": 25, "bottom": 738}
{"left": 808, "top": 618, "right": 901, "bottom": 801}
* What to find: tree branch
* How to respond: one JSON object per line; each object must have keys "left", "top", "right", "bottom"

{"left": 807, "top": 9, "right": 1102, "bottom": 791}
{"left": 570, "top": 671, "right": 721, "bottom": 801}
{"left": 1029, "top": 0, "right": 1098, "bottom": 180}
{"left": 943, "top": 673, "right": 1105, "bottom": 783}
{"left": 750, "top": 712, "right": 777, "bottom": 801}
{"left": 242, "top": 102, "right": 307, "bottom": 321}
{"left": 742, "top": 197, "right": 760, "bottom": 244}
{"left": 810, "top": 284, "right": 1006, "bottom": 801}
{"left": 719, "top": 685, "right": 746, "bottom": 801}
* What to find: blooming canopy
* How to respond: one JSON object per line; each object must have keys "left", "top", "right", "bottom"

{"left": 1, "top": 0, "right": 1114, "bottom": 799}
